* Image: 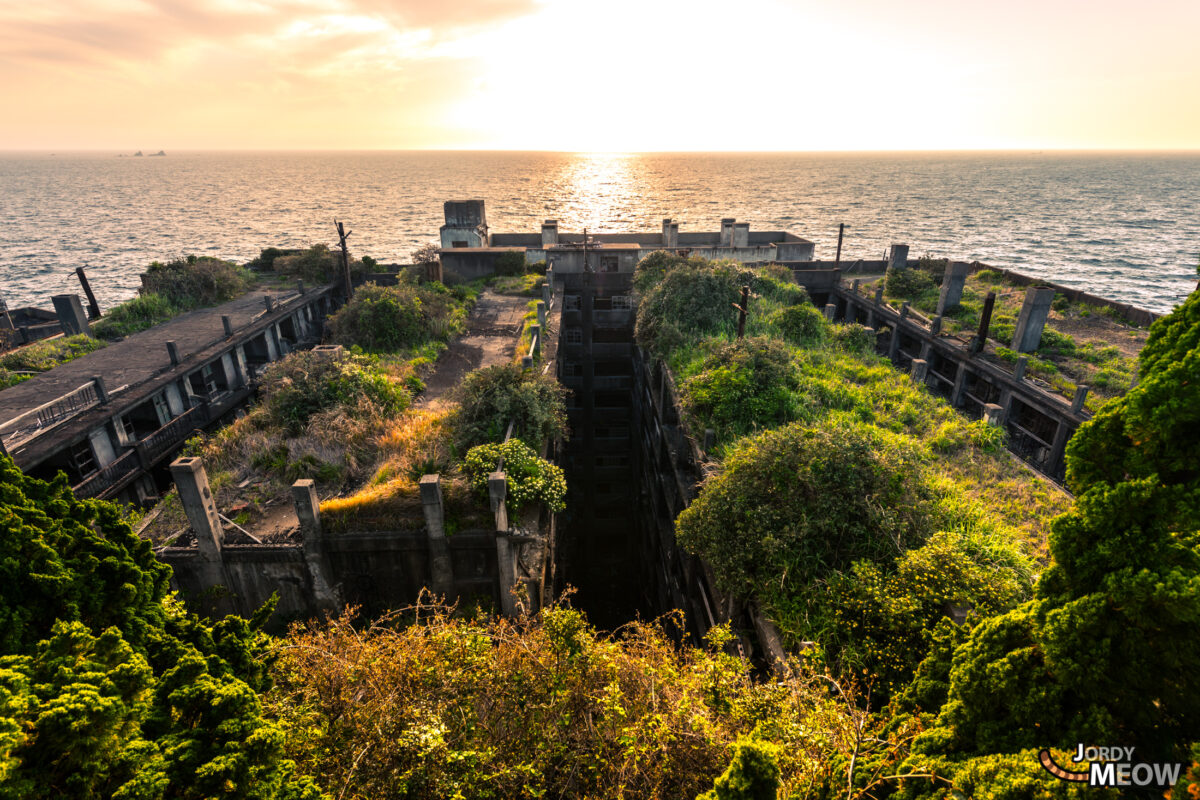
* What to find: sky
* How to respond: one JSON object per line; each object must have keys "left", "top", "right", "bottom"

{"left": 0, "top": 0, "right": 1197, "bottom": 151}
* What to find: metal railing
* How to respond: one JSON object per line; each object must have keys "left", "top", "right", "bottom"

{"left": 74, "top": 447, "right": 139, "bottom": 499}
{"left": 143, "top": 403, "right": 208, "bottom": 462}
{"left": 0, "top": 380, "right": 101, "bottom": 452}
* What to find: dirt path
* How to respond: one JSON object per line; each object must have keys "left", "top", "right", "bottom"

{"left": 417, "top": 290, "right": 527, "bottom": 409}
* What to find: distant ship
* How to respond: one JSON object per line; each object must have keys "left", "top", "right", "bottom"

{"left": 134, "top": 150, "right": 143, "bottom": 157}
{"left": 149, "top": 150, "right": 165, "bottom": 157}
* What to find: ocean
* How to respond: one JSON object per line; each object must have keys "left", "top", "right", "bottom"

{"left": 1, "top": 150, "right": 1197, "bottom": 314}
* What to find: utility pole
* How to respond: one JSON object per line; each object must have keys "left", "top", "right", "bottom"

{"left": 334, "top": 221, "right": 354, "bottom": 300}
{"left": 733, "top": 285, "right": 750, "bottom": 339}
{"left": 76, "top": 266, "right": 102, "bottom": 319}
{"left": 972, "top": 291, "right": 996, "bottom": 354}
{"left": 835, "top": 223, "right": 845, "bottom": 270}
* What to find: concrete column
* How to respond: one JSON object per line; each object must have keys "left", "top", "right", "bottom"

{"left": 663, "top": 220, "right": 679, "bottom": 249}
{"left": 521, "top": 355, "right": 534, "bottom": 369}
{"left": 222, "top": 315, "right": 234, "bottom": 338}
{"left": 937, "top": 261, "right": 971, "bottom": 315}
{"left": 951, "top": 364, "right": 970, "bottom": 407}
{"left": 169, "top": 457, "right": 223, "bottom": 561}
{"left": 931, "top": 315, "right": 943, "bottom": 336}
{"left": 291, "top": 479, "right": 342, "bottom": 612}
{"left": 495, "top": 534, "right": 518, "bottom": 617}
{"left": 983, "top": 403, "right": 1005, "bottom": 427}
{"left": 732, "top": 222, "right": 749, "bottom": 248}
{"left": 529, "top": 324, "right": 540, "bottom": 355}
{"left": 1071, "top": 385, "right": 1089, "bottom": 415}
{"left": 264, "top": 294, "right": 275, "bottom": 312}
{"left": 92, "top": 375, "right": 109, "bottom": 405}
{"left": 537, "top": 301, "right": 546, "bottom": 330}
{"left": 1013, "top": 356, "right": 1028, "bottom": 382}
{"left": 887, "top": 244, "right": 910, "bottom": 272}
{"left": 1012, "top": 287, "right": 1056, "bottom": 353}
{"left": 541, "top": 220, "right": 559, "bottom": 247}
{"left": 52, "top": 294, "right": 91, "bottom": 337}
{"left": 166, "top": 340, "right": 181, "bottom": 366}
{"left": 823, "top": 303, "right": 836, "bottom": 321}
{"left": 418, "top": 474, "right": 454, "bottom": 597}
{"left": 1049, "top": 420, "right": 1073, "bottom": 478}
{"left": 488, "top": 471, "right": 508, "bottom": 532}
{"left": 542, "top": 281, "right": 552, "bottom": 309}
{"left": 910, "top": 358, "right": 928, "bottom": 383}
{"left": 720, "top": 218, "right": 735, "bottom": 247}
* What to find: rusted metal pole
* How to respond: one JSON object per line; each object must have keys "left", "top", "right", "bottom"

{"left": 972, "top": 291, "right": 996, "bottom": 354}
{"left": 335, "top": 221, "right": 354, "bottom": 300}
{"left": 735, "top": 285, "right": 750, "bottom": 339}
{"left": 76, "top": 267, "right": 102, "bottom": 319}
{"left": 835, "top": 223, "right": 845, "bottom": 269}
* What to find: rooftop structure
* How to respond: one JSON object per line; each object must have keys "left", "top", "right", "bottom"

{"left": 438, "top": 200, "right": 815, "bottom": 281}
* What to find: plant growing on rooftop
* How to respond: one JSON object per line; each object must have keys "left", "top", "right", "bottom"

{"left": 142, "top": 255, "right": 255, "bottom": 309}
{"left": 91, "top": 293, "right": 177, "bottom": 340}
{"left": 681, "top": 337, "right": 799, "bottom": 443}
{"left": 450, "top": 363, "right": 568, "bottom": 451}
{"left": 260, "top": 351, "right": 409, "bottom": 434}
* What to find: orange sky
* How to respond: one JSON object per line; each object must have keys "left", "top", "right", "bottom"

{"left": 1, "top": 0, "right": 1198, "bottom": 151}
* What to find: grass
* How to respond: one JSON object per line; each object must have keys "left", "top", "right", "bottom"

{"left": 0, "top": 335, "right": 107, "bottom": 391}
{"left": 866, "top": 264, "right": 1146, "bottom": 412}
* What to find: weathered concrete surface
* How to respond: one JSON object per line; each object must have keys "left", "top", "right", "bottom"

{"left": 0, "top": 288, "right": 310, "bottom": 421}
{"left": 417, "top": 290, "right": 527, "bottom": 408}
{"left": 1012, "top": 286, "right": 1056, "bottom": 353}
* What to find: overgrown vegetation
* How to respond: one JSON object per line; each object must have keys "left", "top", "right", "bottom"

{"left": 449, "top": 363, "right": 569, "bottom": 451}
{"left": 93, "top": 256, "right": 255, "bottom": 339}
{"left": 0, "top": 335, "right": 106, "bottom": 390}
{"left": 872, "top": 260, "right": 1146, "bottom": 411}
{"left": 464, "top": 439, "right": 567, "bottom": 512}
{"left": 0, "top": 456, "right": 319, "bottom": 799}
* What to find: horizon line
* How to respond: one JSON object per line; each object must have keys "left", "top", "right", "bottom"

{"left": 3, "top": 147, "right": 1200, "bottom": 155}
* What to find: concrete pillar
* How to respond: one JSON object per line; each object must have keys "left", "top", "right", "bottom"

{"left": 1049, "top": 420, "right": 1073, "bottom": 478}
{"left": 297, "top": 279, "right": 306, "bottom": 294}
{"left": 542, "top": 281, "right": 552, "bottom": 309}
{"left": 495, "top": 534, "right": 518, "bottom": 617}
{"left": 823, "top": 303, "right": 836, "bottom": 321}
{"left": 264, "top": 294, "right": 275, "bottom": 312}
{"left": 930, "top": 315, "right": 943, "bottom": 336}
{"left": 663, "top": 220, "right": 679, "bottom": 249}
{"left": 951, "top": 364, "right": 969, "bottom": 407}
{"left": 166, "top": 340, "right": 181, "bottom": 366}
{"left": 488, "top": 471, "right": 508, "bottom": 532}
{"left": 92, "top": 375, "right": 109, "bottom": 405}
{"left": 1012, "top": 287, "right": 1056, "bottom": 353}
{"left": 1013, "top": 356, "right": 1028, "bottom": 382}
{"left": 536, "top": 301, "right": 546, "bottom": 330}
{"left": 222, "top": 315, "right": 234, "bottom": 338}
{"left": 169, "top": 457, "right": 223, "bottom": 561}
{"left": 937, "top": 261, "right": 971, "bottom": 315}
{"left": 521, "top": 355, "right": 534, "bottom": 369}
{"left": 983, "top": 403, "right": 1005, "bottom": 427}
{"left": 910, "top": 358, "right": 928, "bottom": 383}
{"left": 1071, "top": 385, "right": 1089, "bottom": 415}
{"left": 292, "top": 479, "right": 341, "bottom": 611}
{"left": 732, "top": 222, "right": 750, "bottom": 248}
{"left": 888, "top": 244, "right": 910, "bottom": 272}
{"left": 52, "top": 294, "right": 91, "bottom": 337}
{"left": 866, "top": 287, "right": 883, "bottom": 328}
{"left": 720, "top": 218, "right": 735, "bottom": 247}
{"left": 419, "top": 474, "right": 454, "bottom": 597}
{"left": 703, "top": 429, "right": 716, "bottom": 452}
{"left": 541, "top": 220, "right": 559, "bottom": 247}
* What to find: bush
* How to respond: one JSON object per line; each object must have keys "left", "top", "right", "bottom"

{"left": 681, "top": 338, "right": 798, "bottom": 442}
{"left": 91, "top": 293, "right": 178, "bottom": 339}
{"left": 141, "top": 255, "right": 254, "bottom": 309}
{"left": 260, "top": 351, "right": 409, "bottom": 433}
{"left": 245, "top": 247, "right": 303, "bottom": 272}
{"left": 494, "top": 250, "right": 527, "bottom": 277}
{"left": 636, "top": 263, "right": 741, "bottom": 352}
{"left": 463, "top": 439, "right": 567, "bottom": 511}
{"left": 450, "top": 363, "right": 568, "bottom": 450}
{"left": 676, "top": 420, "right": 937, "bottom": 602}
{"left": 772, "top": 302, "right": 825, "bottom": 345}
{"left": 884, "top": 266, "right": 936, "bottom": 298}
{"left": 328, "top": 283, "right": 466, "bottom": 352}
{"left": 829, "top": 322, "right": 876, "bottom": 354}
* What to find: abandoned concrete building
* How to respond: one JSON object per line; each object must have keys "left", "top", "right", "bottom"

{"left": 438, "top": 198, "right": 816, "bottom": 280}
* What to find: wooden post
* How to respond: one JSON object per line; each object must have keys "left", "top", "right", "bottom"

{"left": 734, "top": 285, "right": 749, "bottom": 339}
{"left": 76, "top": 267, "right": 102, "bottom": 319}
{"left": 335, "top": 220, "right": 354, "bottom": 300}
{"left": 835, "top": 223, "right": 845, "bottom": 269}
{"left": 972, "top": 292, "right": 996, "bottom": 354}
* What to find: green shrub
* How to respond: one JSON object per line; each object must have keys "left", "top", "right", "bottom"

{"left": 676, "top": 420, "right": 937, "bottom": 601}
{"left": 681, "top": 338, "right": 798, "bottom": 442}
{"left": 829, "top": 323, "right": 876, "bottom": 354}
{"left": 260, "top": 351, "right": 409, "bottom": 433}
{"left": 699, "top": 739, "right": 781, "bottom": 800}
{"left": 271, "top": 244, "right": 340, "bottom": 283}
{"left": 494, "top": 250, "right": 527, "bottom": 277}
{"left": 463, "top": 439, "right": 567, "bottom": 511}
{"left": 245, "top": 246, "right": 302, "bottom": 272}
{"left": 141, "top": 255, "right": 254, "bottom": 308}
{"left": 884, "top": 266, "right": 935, "bottom": 298}
{"left": 328, "top": 283, "right": 466, "bottom": 352}
{"left": 772, "top": 302, "right": 825, "bottom": 345}
{"left": 450, "top": 363, "right": 568, "bottom": 450}
{"left": 636, "top": 263, "right": 740, "bottom": 352}
{"left": 91, "top": 293, "right": 178, "bottom": 339}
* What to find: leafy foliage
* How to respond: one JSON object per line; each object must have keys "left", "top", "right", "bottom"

{"left": 494, "top": 250, "right": 528, "bottom": 277}
{"left": 259, "top": 351, "right": 410, "bottom": 434}
{"left": 884, "top": 265, "right": 936, "bottom": 299}
{"left": 681, "top": 337, "right": 799, "bottom": 441}
{"left": 328, "top": 283, "right": 467, "bottom": 353}
{"left": 901, "top": 288, "right": 1200, "bottom": 795}
{"left": 91, "top": 293, "right": 184, "bottom": 340}
{"left": 450, "top": 363, "right": 568, "bottom": 451}
{"left": 0, "top": 457, "right": 318, "bottom": 800}
{"left": 698, "top": 739, "right": 781, "bottom": 800}
{"left": 463, "top": 439, "right": 567, "bottom": 512}
{"left": 141, "top": 255, "right": 255, "bottom": 309}
{"left": 772, "top": 301, "right": 825, "bottom": 345}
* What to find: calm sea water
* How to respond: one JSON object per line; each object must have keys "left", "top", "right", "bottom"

{"left": 1, "top": 151, "right": 1197, "bottom": 314}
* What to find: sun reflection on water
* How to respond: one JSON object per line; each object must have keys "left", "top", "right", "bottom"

{"left": 550, "top": 153, "right": 641, "bottom": 232}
